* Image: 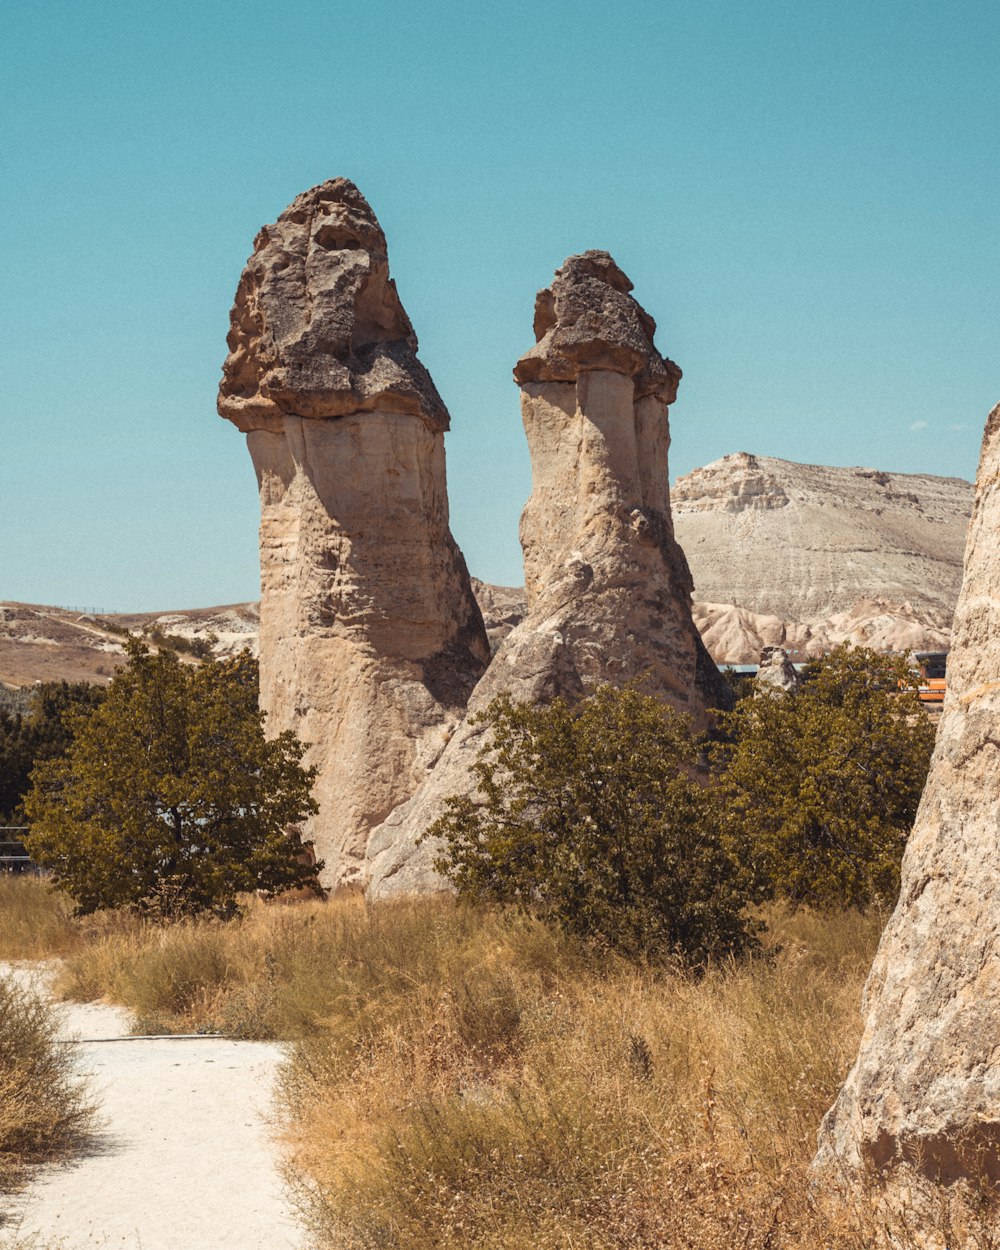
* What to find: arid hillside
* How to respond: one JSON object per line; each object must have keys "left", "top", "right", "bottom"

{"left": 0, "top": 603, "right": 259, "bottom": 692}
{"left": 673, "top": 452, "right": 971, "bottom": 624}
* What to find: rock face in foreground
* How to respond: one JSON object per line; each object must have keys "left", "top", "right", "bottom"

{"left": 674, "top": 452, "right": 971, "bottom": 627}
{"left": 218, "top": 179, "right": 489, "bottom": 889}
{"left": 815, "top": 401, "right": 1000, "bottom": 1185}
{"left": 367, "top": 251, "right": 729, "bottom": 896}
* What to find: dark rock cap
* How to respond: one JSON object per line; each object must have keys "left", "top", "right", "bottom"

{"left": 513, "top": 250, "right": 681, "bottom": 401}
{"left": 218, "top": 178, "right": 449, "bottom": 431}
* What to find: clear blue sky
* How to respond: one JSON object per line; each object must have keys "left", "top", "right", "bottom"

{"left": 2, "top": 0, "right": 997, "bottom": 611}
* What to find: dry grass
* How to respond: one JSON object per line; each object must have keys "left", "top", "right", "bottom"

{"left": 0, "top": 878, "right": 78, "bottom": 960}
{"left": 0, "top": 974, "right": 93, "bottom": 1209}
{"left": 7, "top": 881, "right": 1000, "bottom": 1247}
{"left": 281, "top": 902, "right": 889, "bottom": 1249}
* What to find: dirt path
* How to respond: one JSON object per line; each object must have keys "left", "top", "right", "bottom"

{"left": 0, "top": 963, "right": 305, "bottom": 1250}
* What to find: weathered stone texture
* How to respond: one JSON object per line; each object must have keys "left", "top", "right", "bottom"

{"left": 219, "top": 179, "right": 489, "bottom": 889}
{"left": 754, "top": 645, "right": 800, "bottom": 696}
{"left": 367, "top": 251, "right": 729, "bottom": 896}
{"left": 815, "top": 401, "right": 1000, "bottom": 1185}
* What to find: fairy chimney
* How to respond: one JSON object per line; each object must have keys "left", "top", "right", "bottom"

{"left": 367, "top": 250, "right": 730, "bottom": 895}
{"left": 218, "top": 178, "right": 489, "bottom": 889}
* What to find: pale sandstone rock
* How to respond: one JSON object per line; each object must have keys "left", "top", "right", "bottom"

{"left": 815, "top": 401, "right": 1000, "bottom": 1187}
{"left": 754, "top": 645, "right": 800, "bottom": 696}
{"left": 674, "top": 452, "right": 971, "bottom": 626}
{"left": 218, "top": 179, "right": 489, "bottom": 889}
{"left": 367, "top": 251, "right": 729, "bottom": 896}
{"left": 692, "top": 597, "right": 953, "bottom": 666}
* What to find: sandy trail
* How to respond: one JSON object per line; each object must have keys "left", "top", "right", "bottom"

{"left": 0, "top": 962, "right": 304, "bottom": 1250}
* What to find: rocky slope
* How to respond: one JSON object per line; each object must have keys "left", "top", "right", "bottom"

{"left": 0, "top": 602, "right": 259, "bottom": 692}
{"left": 673, "top": 452, "right": 971, "bottom": 634}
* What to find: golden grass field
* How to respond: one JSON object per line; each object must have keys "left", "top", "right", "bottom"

{"left": 2, "top": 877, "right": 998, "bottom": 1248}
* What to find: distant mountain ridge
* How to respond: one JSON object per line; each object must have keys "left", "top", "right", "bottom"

{"left": 0, "top": 454, "right": 974, "bottom": 686}
{"left": 672, "top": 452, "right": 971, "bottom": 625}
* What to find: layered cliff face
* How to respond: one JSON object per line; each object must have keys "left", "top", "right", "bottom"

{"left": 673, "top": 452, "right": 972, "bottom": 628}
{"left": 815, "top": 402, "right": 1000, "bottom": 1190}
{"left": 367, "top": 251, "right": 729, "bottom": 896}
{"left": 217, "top": 179, "right": 489, "bottom": 890}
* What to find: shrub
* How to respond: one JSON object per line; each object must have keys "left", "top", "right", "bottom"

{"left": 0, "top": 680, "right": 105, "bottom": 822}
{"left": 713, "top": 644, "right": 935, "bottom": 909}
{"left": 24, "top": 639, "right": 321, "bottom": 917}
{"left": 0, "top": 974, "right": 93, "bottom": 1198}
{"left": 424, "top": 686, "right": 758, "bottom": 965}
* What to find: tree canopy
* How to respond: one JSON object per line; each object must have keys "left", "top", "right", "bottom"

{"left": 713, "top": 644, "right": 935, "bottom": 909}
{"left": 424, "top": 685, "right": 758, "bottom": 965}
{"left": 0, "top": 682, "right": 106, "bottom": 824}
{"left": 24, "top": 641, "right": 320, "bottom": 916}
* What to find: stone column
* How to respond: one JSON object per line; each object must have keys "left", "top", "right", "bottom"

{"left": 218, "top": 179, "right": 488, "bottom": 889}
{"left": 366, "top": 250, "right": 729, "bottom": 896}
{"left": 815, "top": 401, "right": 1000, "bottom": 1189}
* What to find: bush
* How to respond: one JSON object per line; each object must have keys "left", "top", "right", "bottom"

{"left": 24, "top": 639, "right": 322, "bottom": 918}
{"left": 0, "top": 974, "right": 93, "bottom": 1199}
{"left": 714, "top": 645, "right": 935, "bottom": 909}
{"left": 0, "top": 680, "right": 105, "bottom": 822}
{"left": 424, "top": 686, "right": 758, "bottom": 965}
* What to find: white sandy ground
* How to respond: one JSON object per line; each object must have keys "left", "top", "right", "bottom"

{"left": 0, "top": 961, "right": 305, "bottom": 1250}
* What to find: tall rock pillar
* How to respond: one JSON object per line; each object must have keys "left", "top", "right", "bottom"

{"left": 816, "top": 400, "right": 1000, "bottom": 1187}
{"left": 512, "top": 250, "right": 727, "bottom": 711}
{"left": 367, "top": 250, "right": 729, "bottom": 896}
{"left": 218, "top": 179, "right": 489, "bottom": 890}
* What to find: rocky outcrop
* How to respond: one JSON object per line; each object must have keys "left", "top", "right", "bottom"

{"left": 755, "top": 646, "right": 800, "bottom": 696}
{"left": 693, "top": 597, "right": 954, "bottom": 665}
{"left": 815, "top": 401, "right": 1000, "bottom": 1188}
{"left": 218, "top": 179, "right": 489, "bottom": 890}
{"left": 367, "top": 251, "right": 730, "bottom": 896}
{"left": 674, "top": 453, "right": 972, "bottom": 627}
{"left": 469, "top": 579, "right": 528, "bottom": 652}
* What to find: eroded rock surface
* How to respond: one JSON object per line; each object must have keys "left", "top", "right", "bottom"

{"left": 815, "top": 401, "right": 1000, "bottom": 1187}
{"left": 754, "top": 645, "right": 800, "bottom": 696}
{"left": 674, "top": 452, "right": 971, "bottom": 627}
{"left": 218, "top": 178, "right": 489, "bottom": 889}
{"left": 367, "top": 251, "right": 729, "bottom": 896}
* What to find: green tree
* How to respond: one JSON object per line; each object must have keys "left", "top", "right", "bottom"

{"left": 424, "top": 685, "right": 758, "bottom": 965}
{"left": 713, "top": 644, "right": 935, "bottom": 909}
{"left": 0, "top": 682, "right": 105, "bottom": 823}
{"left": 24, "top": 641, "right": 320, "bottom": 916}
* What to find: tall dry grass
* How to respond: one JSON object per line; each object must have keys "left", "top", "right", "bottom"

{"left": 8, "top": 880, "right": 1000, "bottom": 1247}
{"left": 0, "top": 877, "right": 78, "bottom": 960}
{"left": 280, "top": 902, "right": 889, "bottom": 1249}
{"left": 0, "top": 974, "right": 93, "bottom": 1207}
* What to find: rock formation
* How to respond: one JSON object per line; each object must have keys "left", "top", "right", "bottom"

{"left": 815, "top": 401, "right": 1000, "bottom": 1187}
{"left": 673, "top": 453, "right": 972, "bottom": 627}
{"left": 217, "top": 178, "right": 489, "bottom": 890}
{"left": 754, "top": 645, "right": 800, "bottom": 696}
{"left": 692, "top": 596, "right": 954, "bottom": 666}
{"left": 367, "top": 250, "right": 730, "bottom": 896}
